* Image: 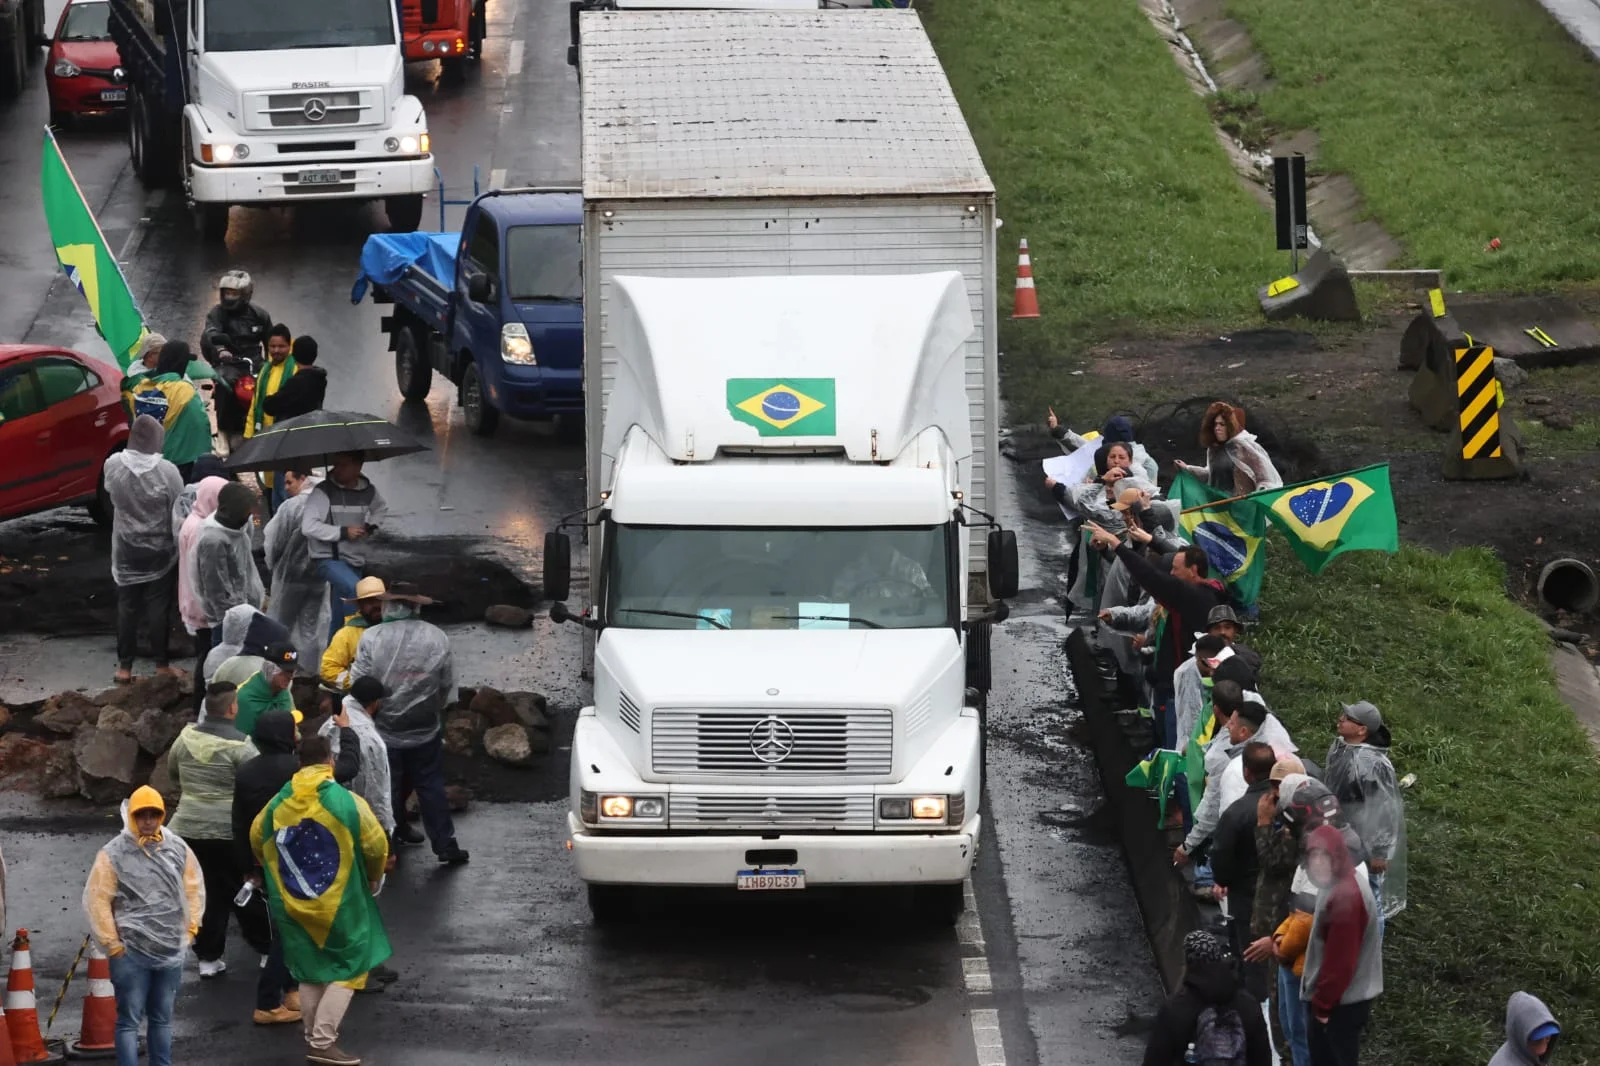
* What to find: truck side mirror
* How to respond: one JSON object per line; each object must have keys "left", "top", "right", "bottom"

{"left": 544, "top": 530, "right": 572, "bottom": 603}
{"left": 466, "top": 272, "right": 492, "bottom": 303}
{"left": 987, "top": 529, "right": 1019, "bottom": 600}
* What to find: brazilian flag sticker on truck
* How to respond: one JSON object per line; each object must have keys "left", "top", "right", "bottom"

{"left": 726, "top": 378, "right": 836, "bottom": 436}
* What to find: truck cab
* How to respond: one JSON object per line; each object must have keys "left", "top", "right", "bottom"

{"left": 109, "top": 0, "right": 434, "bottom": 240}
{"left": 359, "top": 188, "right": 584, "bottom": 436}
{"left": 545, "top": 271, "right": 1017, "bottom": 925}
{"left": 399, "top": 0, "right": 484, "bottom": 76}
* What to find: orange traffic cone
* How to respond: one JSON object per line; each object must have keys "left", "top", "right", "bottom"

{"left": 64, "top": 941, "right": 115, "bottom": 1061}
{"left": 1011, "top": 237, "right": 1040, "bottom": 319}
{"left": 0, "top": 991, "right": 15, "bottom": 1066}
{"left": 6, "top": 931, "right": 61, "bottom": 1063}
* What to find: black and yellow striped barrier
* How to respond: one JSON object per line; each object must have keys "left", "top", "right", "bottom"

{"left": 1443, "top": 343, "right": 1523, "bottom": 480}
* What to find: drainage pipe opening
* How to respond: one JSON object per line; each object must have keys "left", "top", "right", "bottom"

{"left": 1537, "top": 558, "right": 1599, "bottom": 614}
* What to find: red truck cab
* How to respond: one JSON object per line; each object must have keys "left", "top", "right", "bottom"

{"left": 401, "top": 0, "right": 484, "bottom": 77}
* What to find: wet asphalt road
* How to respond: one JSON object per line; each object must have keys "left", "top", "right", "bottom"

{"left": 0, "top": 1, "right": 1160, "bottom": 1060}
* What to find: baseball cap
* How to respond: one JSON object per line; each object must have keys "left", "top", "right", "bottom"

{"left": 1110, "top": 487, "right": 1144, "bottom": 512}
{"left": 1269, "top": 755, "right": 1306, "bottom": 782}
{"left": 354, "top": 576, "right": 388, "bottom": 601}
{"left": 263, "top": 641, "right": 299, "bottom": 668}
{"left": 1530, "top": 1021, "right": 1561, "bottom": 1042}
{"left": 1207, "top": 604, "right": 1241, "bottom": 627}
{"left": 1341, "top": 701, "right": 1384, "bottom": 731}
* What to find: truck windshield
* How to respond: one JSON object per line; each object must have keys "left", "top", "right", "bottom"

{"left": 505, "top": 224, "right": 581, "bottom": 302}
{"left": 205, "top": 0, "right": 395, "bottom": 51}
{"left": 604, "top": 524, "right": 954, "bottom": 631}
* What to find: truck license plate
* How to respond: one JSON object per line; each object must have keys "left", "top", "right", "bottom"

{"left": 736, "top": 869, "right": 805, "bottom": 891}
{"left": 100, "top": 89, "right": 126, "bottom": 103}
{"left": 297, "top": 169, "right": 342, "bottom": 185}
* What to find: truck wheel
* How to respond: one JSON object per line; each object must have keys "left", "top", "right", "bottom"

{"left": 914, "top": 883, "right": 965, "bottom": 928}
{"left": 130, "top": 87, "right": 171, "bottom": 188}
{"left": 195, "top": 203, "right": 230, "bottom": 243}
{"left": 394, "top": 327, "right": 434, "bottom": 401}
{"left": 587, "top": 884, "right": 635, "bottom": 925}
{"left": 461, "top": 362, "right": 499, "bottom": 437}
{"left": 385, "top": 195, "right": 424, "bottom": 233}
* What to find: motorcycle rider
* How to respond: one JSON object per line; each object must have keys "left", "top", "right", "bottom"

{"left": 201, "top": 271, "right": 273, "bottom": 455}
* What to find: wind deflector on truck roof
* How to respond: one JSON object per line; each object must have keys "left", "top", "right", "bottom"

{"left": 351, "top": 231, "right": 461, "bottom": 303}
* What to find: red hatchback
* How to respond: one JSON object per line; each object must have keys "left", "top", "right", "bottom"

{"left": 0, "top": 346, "right": 129, "bottom": 525}
{"left": 44, "top": 0, "right": 126, "bottom": 128}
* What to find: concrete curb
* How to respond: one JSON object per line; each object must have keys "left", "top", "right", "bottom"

{"left": 1065, "top": 627, "right": 1200, "bottom": 993}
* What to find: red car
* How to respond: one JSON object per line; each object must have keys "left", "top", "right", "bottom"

{"left": 44, "top": 0, "right": 126, "bottom": 128}
{"left": 0, "top": 345, "right": 129, "bottom": 525}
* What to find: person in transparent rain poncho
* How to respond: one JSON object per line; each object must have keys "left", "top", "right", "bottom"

{"left": 204, "top": 604, "right": 291, "bottom": 693}
{"left": 103, "top": 415, "right": 186, "bottom": 684}
{"left": 263, "top": 466, "right": 331, "bottom": 669}
{"left": 319, "top": 676, "right": 395, "bottom": 838}
{"left": 1322, "top": 701, "right": 1407, "bottom": 928}
{"left": 351, "top": 599, "right": 467, "bottom": 865}
{"left": 82, "top": 786, "right": 205, "bottom": 1066}
{"left": 192, "top": 482, "right": 265, "bottom": 664}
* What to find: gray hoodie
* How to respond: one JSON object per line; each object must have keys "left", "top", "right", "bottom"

{"left": 1488, "top": 992, "right": 1560, "bottom": 1066}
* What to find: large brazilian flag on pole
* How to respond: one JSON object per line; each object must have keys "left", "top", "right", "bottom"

{"left": 41, "top": 127, "right": 147, "bottom": 369}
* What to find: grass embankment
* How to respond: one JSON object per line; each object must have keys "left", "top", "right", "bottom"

{"left": 920, "top": 0, "right": 1280, "bottom": 419}
{"left": 1224, "top": 0, "right": 1600, "bottom": 289}
{"left": 922, "top": 0, "right": 1600, "bottom": 1061}
{"left": 1256, "top": 543, "right": 1600, "bottom": 1063}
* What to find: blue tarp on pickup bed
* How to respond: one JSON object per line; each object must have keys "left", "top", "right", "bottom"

{"left": 350, "top": 231, "right": 460, "bottom": 303}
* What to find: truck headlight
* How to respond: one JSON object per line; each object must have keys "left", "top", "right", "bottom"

{"left": 385, "top": 137, "right": 400, "bottom": 153}
{"left": 878, "top": 796, "right": 950, "bottom": 821}
{"left": 500, "top": 322, "right": 536, "bottom": 365}
{"left": 598, "top": 795, "right": 666, "bottom": 820}
{"left": 203, "top": 143, "right": 248, "bottom": 163}
{"left": 399, "top": 134, "right": 419, "bottom": 154}
{"left": 53, "top": 58, "right": 80, "bottom": 78}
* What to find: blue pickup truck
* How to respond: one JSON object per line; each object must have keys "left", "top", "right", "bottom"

{"left": 353, "top": 188, "right": 582, "bottom": 436}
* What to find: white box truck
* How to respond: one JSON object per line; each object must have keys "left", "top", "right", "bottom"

{"left": 543, "top": 8, "right": 1011, "bottom": 924}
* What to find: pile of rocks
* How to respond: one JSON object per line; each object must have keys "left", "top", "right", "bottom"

{"left": 442, "top": 686, "right": 552, "bottom": 767}
{"left": 0, "top": 675, "right": 555, "bottom": 808}
{"left": 0, "top": 674, "right": 191, "bottom": 804}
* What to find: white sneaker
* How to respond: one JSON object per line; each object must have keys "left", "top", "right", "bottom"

{"left": 198, "top": 958, "right": 227, "bottom": 979}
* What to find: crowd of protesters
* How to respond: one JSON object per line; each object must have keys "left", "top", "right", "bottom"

{"left": 1040, "top": 407, "right": 1563, "bottom": 1065}
{"left": 78, "top": 274, "right": 467, "bottom": 1066}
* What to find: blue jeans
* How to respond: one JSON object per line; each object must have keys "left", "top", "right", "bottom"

{"left": 1370, "top": 870, "right": 1386, "bottom": 937}
{"left": 388, "top": 734, "right": 459, "bottom": 856}
{"left": 109, "top": 951, "right": 183, "bottom": 1066}
{"left": 1277, "top": 961, "right": 1311, "bottom": 1066}
{"left": 318, "top": 558, "right": 362, "bottom": 641}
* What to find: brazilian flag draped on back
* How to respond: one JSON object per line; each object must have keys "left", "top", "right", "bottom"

{"left": 1252, "top": 465, "right": 1399, "bottom": 575}
{"left": 1184, "top": 677, "right": 1217, "bottom": 812}
{"left": 41, "top": 128, "right": 147, "bottom": 369}
{"left": 253, "top": 765, "right": 391, "bottom": 985}
{"left": 1171, "top": 471, "right": 1267, "bottom": 607}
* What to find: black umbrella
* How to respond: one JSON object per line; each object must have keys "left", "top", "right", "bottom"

{"left": 223, "top": 410, "right": 429, "bottom": 472}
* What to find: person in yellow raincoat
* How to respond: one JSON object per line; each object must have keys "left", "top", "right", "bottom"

{"left": 252, "top": 733, "right": 391, "bottom": 1066}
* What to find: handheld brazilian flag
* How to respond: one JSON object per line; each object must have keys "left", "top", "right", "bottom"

{"left": 1253, "top": 464, "right": 1399, "bottom": 575}
{"left": 1125, "top": 747, "right": 1183, "bottom": 827}
{"left": 1184, "top": 676, "right": 1217, "bottom": 813}
{"left": 41, "top": 127, "right": 146, "bottom": 370}
{"left": 1172, "top": 471, "right": 1267, "bottom": 607}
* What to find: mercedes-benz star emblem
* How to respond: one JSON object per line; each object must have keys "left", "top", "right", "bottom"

{"left": 302, "top": 98, "right": 328, "bottom": 122}
{"left": 748, "top": 716, "right": 796, "bottom": 765}
{"left": 112, "top": 67, "right": 124, "bottom": 83}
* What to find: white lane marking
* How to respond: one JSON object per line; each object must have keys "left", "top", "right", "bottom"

{"left": 963, "top": 877, "right": 1007, "bottom": 1066}
{"left": 489, "top": 168, "right": 507, "bottom": 190}
{"left": 971, "top": 1009, "right": 1006, "bottom": 1066}
{"left": 507, "top": 39, "right": 524, "bottom": 77}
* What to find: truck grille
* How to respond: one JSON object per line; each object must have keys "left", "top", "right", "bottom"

{"left": 651, "top": 708, "right": 893, "bottom": 776}
{"left": 252, "top": 90, "right": 371, "bottom": 129}
{"left": 670, "top": 793, "right": 874, "bottom": 830}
